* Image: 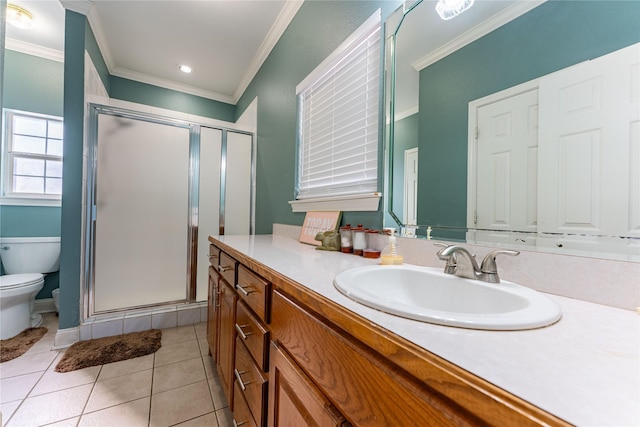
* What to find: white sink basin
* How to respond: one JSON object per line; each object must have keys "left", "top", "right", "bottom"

{"left": 333, "top": 264, "right": 561, "bottom": 330}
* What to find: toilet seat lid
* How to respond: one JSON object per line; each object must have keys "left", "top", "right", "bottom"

{"left": 0, "top": 273, "right": 44, "bottom": 289}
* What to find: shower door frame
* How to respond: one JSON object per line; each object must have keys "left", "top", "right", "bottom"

{"left": 83, "top": 104, "right": 255, "bottom": 319}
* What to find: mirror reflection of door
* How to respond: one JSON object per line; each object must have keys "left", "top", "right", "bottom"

{"left": 475, "top": 90, "right": 538, "bottom": 234}
{"left": 403, "top": 148, "right": 418, "bottom": 225}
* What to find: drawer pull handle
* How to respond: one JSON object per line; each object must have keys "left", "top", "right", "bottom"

{"left": 236, "top": 284, "right": 253, "bottom": 296}
{"left": 235, "top": 324, "right": 253, "bottom": 340}
{"left": 208, "top": 254, "right": 218, "bottom": 260}
{"left": 232, "top": 420, "right": 247, "bottom": 427}
{"left": 234, "top": 369, "right": 251, "bottom": 391}
{"left": 218, "top": 265, "right": 233, "bottom": 273}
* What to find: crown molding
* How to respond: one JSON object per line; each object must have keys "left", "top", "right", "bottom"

{"left": 63, "top": 0, "right": 302, "bottom": 105}
{"left": 85, "top": 4, "right": 115, "bottom": 76}
{"left": 232, "top": 0, "right": 303, "bottom": 103}
{"left": 412, "top": 0, "right": 546, "bottom": 71}
{"left": 110, "top": 66, "right": 235, "bottom": 105}
{"left": 5, "top": 38, "right": 64, "bottom": 62}
{"left": 59, "top": 0, "right": 94, "bottom": 16}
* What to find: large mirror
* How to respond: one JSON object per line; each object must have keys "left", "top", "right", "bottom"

{"left": 384, "top": 0, "right": 640, "bottom": 261}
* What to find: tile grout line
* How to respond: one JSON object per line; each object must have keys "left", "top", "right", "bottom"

{"left": 147, "top": 351, "right": 155, "bottom": 427}
{"left": 3, "top": 338, "right": 62, "bottom": 427}
{"left": 76, "top": 363, "right": 103, "bottom": 426}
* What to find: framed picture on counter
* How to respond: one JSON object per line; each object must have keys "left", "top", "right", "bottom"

{"left": 299, "top": 211, "right": 342, "bottom": 246}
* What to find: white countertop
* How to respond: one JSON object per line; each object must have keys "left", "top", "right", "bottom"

{"left": 216, "top": 234, "right": 640, "bottom": 426}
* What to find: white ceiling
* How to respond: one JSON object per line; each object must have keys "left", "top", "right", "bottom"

{"left": 5, "top": 0, "right": 302, "bottom": 104}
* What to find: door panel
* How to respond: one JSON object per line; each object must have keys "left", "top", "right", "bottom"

{"left": 93, "top": 114, "right": 190, "bottom": 312}
{"left": 476, "top": 89, "right": 539, "bottom": 233}
{"left": 538, "top": 43, "right": 640, "bottom": 238}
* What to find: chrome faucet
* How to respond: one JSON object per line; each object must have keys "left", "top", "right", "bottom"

{"left": 436, "top": 244, "right": 519, "bottom": 283}
{"left": 434, "top": 242, "right": 457, "bottom": 274}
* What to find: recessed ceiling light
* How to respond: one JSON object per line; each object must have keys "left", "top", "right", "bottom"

{"left": 178, "top": 65, "right": 192, "bottom": 74}
{"left": 6, "top": 4, "right": 34, "bottom": 29}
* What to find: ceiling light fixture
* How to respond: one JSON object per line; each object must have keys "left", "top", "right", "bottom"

{"left": 435, "top": 0, "right": 474, "bottom": 20}
{"left": 178, "top": 65, "right": 192, "bottom": 74}
{"left": 6, "top": 3, "right": 34, "bottom": 29}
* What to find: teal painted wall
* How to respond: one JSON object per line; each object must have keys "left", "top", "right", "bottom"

{"left": 109, "top": 76, "right": 236, "bottom": 121}
{"left": 236, "top": 0, "right": 401, "bottom": 234}
{"left": 59, "top": 9, "right": 87, "bottom": 329}
{"left": 1, "top": 50, "right": 64, "bottom": 298}
{"left": 418, "top": 0, "right": 640, "bottom": 231}
{"left": 3, "top": 50, "right": 64, "bottom": 115}
{"left": 389, "top": 113, "right": 419, "bottom": 225}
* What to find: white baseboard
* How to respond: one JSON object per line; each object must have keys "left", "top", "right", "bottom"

{"left": 35, "top": 298, "right": 56, "bottom": 314}
{"left": 54, "top": 327, "right": 80, "bottom": 349}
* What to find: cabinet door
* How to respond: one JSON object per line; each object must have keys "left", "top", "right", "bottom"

{"left": 207, "top": 266, "right": 221, "bottom": 363}
{"left": 268, "top": 341, "right": 347, "bottom": 427}
{"left": 218, "top": 279, "right": 238, "bottom": 408}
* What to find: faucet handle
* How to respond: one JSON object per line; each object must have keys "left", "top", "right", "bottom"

{"left": 433, "top": 242, "right": 450, "bottom": 256}
{"left": 480, "top": 250, "right": 520, "bottom": 275}
{"left": 433, "top": 242, "right": 457, "bottom": 274}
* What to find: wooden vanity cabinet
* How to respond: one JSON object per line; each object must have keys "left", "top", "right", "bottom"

{"left": 209, "top": 237, "right": 570, "bottom": 427}
{"left": 271, "top": 290, "right": 479, "bottom": 426}
{"left": 218, "top": 278, "right": 238, "bottom": 408}
{"left": 269, "top": 341, "right": 349, "bottom": 427}
{"left": 207, "top": 245, "right": 221, "bottom": 361}
{"left": 208, "top": 243, "right": 271, "bottom": 426}
{"left": 234, "top": 336, "right": 269, "bottom": 426}
{"left": 207, "top": 266, "right": 220, "bottom": 363}
{"left": 237, "top": 264, "right": 271, "bottom": 323}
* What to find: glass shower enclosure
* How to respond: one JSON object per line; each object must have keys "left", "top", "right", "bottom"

{"left": 85, "top": 105, "right": 254, "bottom": 317}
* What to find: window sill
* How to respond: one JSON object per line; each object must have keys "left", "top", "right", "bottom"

{"left": 0, "top": 197, "right": 62, "bottom": 207}
{"left": 289, "top": 193, "right": 382, "bottom": 213}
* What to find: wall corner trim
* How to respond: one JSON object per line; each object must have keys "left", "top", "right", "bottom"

{"left": 53, "top": 327, "right": 80, "bottom": 349}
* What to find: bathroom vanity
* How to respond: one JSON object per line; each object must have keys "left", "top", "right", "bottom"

{"left": 207, "top": 234, "right": 638, "bottom": 426}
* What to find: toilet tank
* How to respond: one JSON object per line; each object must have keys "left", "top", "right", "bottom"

{"left": 0, "top": 237, "right": 61, "bottom": 274}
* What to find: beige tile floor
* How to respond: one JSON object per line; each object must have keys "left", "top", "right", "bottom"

{"left": 0, "top": 313, "right": 233, "bottom": 427}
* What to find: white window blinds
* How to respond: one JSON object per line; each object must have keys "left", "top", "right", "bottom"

{"left": 296, "top": 11, "right": 381, "bottom": 200}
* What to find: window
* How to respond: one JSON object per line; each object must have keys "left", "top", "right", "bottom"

{"left": 293, "top": 11, "right": 381, "bottom": 211}
{"left": 2, "top": 110, "right": 63, "bottom": 204}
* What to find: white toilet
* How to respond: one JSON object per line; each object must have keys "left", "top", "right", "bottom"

{"left": 0, "top": 237, "right": 61, "bottom": 339}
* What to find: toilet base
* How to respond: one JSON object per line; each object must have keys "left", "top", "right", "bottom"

{"left": 0, "top": 275, "right": 45, "bottom": 339}
{"left": 31, "top": 312, "right": 43, "bottom": 328}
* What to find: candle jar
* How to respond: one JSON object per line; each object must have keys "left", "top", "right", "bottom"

{"left": 363, "top": 229, "right": 380, "bottom": 258}
{"left": 339, "top": 225, "right": 353, "bottom": 253}
{"left": 352, "top": 225, "right": 366, "bottom": 256}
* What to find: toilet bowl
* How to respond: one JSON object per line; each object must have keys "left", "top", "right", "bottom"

{"left": 0, "top": 237, "right": 60, "bottom": 340}
{"left": 0, "top": 274, "right": 45, "bottom": 339}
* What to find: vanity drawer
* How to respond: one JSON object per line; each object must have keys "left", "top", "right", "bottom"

{"left": 271, "top": 290, "right": 480, "bottom": 426}
{"left": 237, "top": 265, "right": 271, "bottom": 323}
{"left": 218, "top": 251, "right": 237, "bottom": 286}
{"left": 233, "top": 381, "right": 259, "bottom": 427}
{"left": 234, "top": 337, "right": 268, "bottom": 427}
{"left": 236, "top": 301, "right": 270, "bottom": 371}
{"left": 209, "top": 244, "right": 220, "bottom": 266}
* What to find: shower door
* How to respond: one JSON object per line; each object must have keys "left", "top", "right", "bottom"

{"left": 92, "top": 112, "right": 193, "bottom": 313}
{"left": 87, "top": 106, "right": 254, "bottom": 315}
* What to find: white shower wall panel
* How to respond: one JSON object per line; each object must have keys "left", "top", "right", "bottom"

{"left": 196, "top": 127, "right": 222, "bottom": 302}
